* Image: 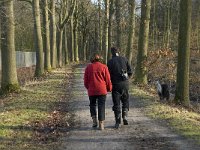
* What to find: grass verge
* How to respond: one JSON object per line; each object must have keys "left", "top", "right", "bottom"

{"left": 130, "top": 84, "right": 200, "bottom": 145}
{"left": 0, "top": 67, "right": 72, "bottom": 150}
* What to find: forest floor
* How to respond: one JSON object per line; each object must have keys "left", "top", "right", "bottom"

{"left": 0, "top": 64, "right": 200, "bottom": 150}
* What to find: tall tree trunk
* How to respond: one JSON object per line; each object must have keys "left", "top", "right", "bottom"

{"left": 174, "top": 0, "right": 192, "bottom": 106}
{"left": 115, "top": 0, "right": 122, "bottom": 49}
{"left": 126, "top": 0, "right": 136, "bottom": 64}
{"left": 104, "top": 0, "right": 109, "bottom": 63}
{"left": 108, "top": 0, "right": 114, "bottom": 60}
{"left": 74, "top": 0, "right": 79, "bottom": 62}
{"left": 50, "top": 0, "right": 57, "bottom": 69}
{"left": 64, "top": 25, "right": 69, "bottom": 64}
{"left": 43, "top": 0, "right": 51, "bottom": 71}
{"left": 94, "top": 22, "right": 98, "bottom": 52}
{"left": 1, "top": 0, "right": 19, "bottom": 92}
{"left": 98, "top": 0, "right": 102, "bottom": 52}
{"left": 58, "top": 28, "right": 63, "bottom": 67}
{"left": 32, "top": 0, "right": 44, "bottom": 77}
{"left": 166, "top": 0, "right": 172, "bottom": 49}
{"left": 163, "top": 6, "right": 167, "bottom": 48}
{"left": 70, "top": 16, "right": 74, "bottom": 62}
{"left": 135, "top": 0, "right": 151, "bottom": 84}
{"left": 196, "top": 0, "right": 200, "bottom": 52}
{"left": 152, "top": 0, "right": 156, "bottom": 50}
{"left": 0, "top": 5, "right": 1, "bottom": 55}
{"left": 74, "top": 26, "right": 79, "bottom": 62}
{"left": 83, "top": 37, "right": 87, "bottom": 61}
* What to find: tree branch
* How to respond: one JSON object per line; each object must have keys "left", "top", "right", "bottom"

{"left": 18, "top": 0, "right": 32, "bottom": 5}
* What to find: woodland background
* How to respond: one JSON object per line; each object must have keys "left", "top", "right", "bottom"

{"left": 0, "top": 0, "right": 199, "bottom": 107}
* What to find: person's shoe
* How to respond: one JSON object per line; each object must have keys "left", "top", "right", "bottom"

{"left": 115, "top": 117, "right": 121, "bottom": 129}
{"left": 99, "top": 121, "right": 104, "bottom": 130}
{"left": 115, "top": 123, "right": 120, "bottom": 129}
{"left": 122, "top": 110, "right": 128, "bottom": 125}
{"left": 92, "top": 116, "right": 97, "bottom": 128}
{"left": 123, "top": 119, "right": 128, "bottom": 125}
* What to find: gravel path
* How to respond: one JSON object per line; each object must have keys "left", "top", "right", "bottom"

{"left": 59, "top": 65, "right": 199, "bottom": 150}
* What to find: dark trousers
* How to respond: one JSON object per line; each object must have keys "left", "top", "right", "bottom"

{"left": 112, "top": 82, "right": 129, "bottom": 116}
{"left": 89, "top": 95, "right": 106, "bottom": 121}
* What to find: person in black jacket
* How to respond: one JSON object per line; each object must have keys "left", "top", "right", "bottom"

{"left": 107, "top": 47, "right": 133, "bottom": 129}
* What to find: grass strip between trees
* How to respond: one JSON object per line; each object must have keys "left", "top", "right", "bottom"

{"left": 129, "top": 85, "right": 200, "bottom": 145}
{"left": 0, "top": 67, "right": 72, "bottom": 150}
{"left": 0, "top": 66, "right": 199, "bottom": 149}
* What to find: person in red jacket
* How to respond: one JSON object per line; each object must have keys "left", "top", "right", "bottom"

{"left": 84, "top": 53, "right": 112, "bottom": 130}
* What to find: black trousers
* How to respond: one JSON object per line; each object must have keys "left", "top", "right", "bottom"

{"left": 89, "top": 95, "right": 106, "bottom": 121}
{"left": 112, "top": 82, "right": 129, "bottom": 115}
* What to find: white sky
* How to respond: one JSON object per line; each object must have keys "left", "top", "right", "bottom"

{"left": 91, "top": 0, "right": 141, "bottom": 5}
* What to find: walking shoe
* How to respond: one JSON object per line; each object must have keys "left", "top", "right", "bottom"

{"left": 115, "top": 123, "right": 120, "bottom": 129}
{"left": 122, "top": 110, "right": 128, "bottom": 125}
{"left": 92, "top": 116, "right": 97, "bottom": 128}
{"left": 123, "top": 119, "right": 128, "bottom": 125}
{"left": 99, "top": 121, "right": 104, "bottom": 130}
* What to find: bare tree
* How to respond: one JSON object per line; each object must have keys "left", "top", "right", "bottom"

{"left": 74, "top": 0, "right": 79, "bottom": 62}
{"left": 50, "top": 0, "right": 57, "bottom": 68}
{"left": 115, "top": 0, "right": 122, "bottom": 49}
{"left": 1, "top": 0, "right": 19, "bottom": 92}
{"left": 135, "top": 0, "right": 151, "bottom": 84}
{"left": 174, "top": 0, "right": 192, "bottom": 106}
{"left": 108, "top": 0, "right": 114, "bottom": 60}
{"left": 42, "top": 0, "right": 51, "bottom": 71}
{"left": 98, "top": 0, "right": 102, "bottom": 52}
{"left": 104, "top": 0, "right": 109, "bottom": 63}
{"left": 126, "top": 0, "right": 136, "bottom": 64}
{"left": 57, "top": 0, "right": 76, "bottom": 66}
{"left": 32, "top": 0, "right": 44, "bottom": 77}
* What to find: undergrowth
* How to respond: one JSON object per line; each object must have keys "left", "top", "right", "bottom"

{"left": 130, "top": 84, "right": 200, "bottom": 145}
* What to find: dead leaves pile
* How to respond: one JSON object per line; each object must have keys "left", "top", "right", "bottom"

{"left": 30, "top": 110, "right": 70, "bottom": 144}
{"left": 17, "top": 66, "right": 36, "bottom": 85}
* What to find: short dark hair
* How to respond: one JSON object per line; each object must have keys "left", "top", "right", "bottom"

{"left": 111, "top": 47, "right": 120, "bottom": 55}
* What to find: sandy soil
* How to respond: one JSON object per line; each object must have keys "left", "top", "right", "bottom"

{"left": 59, "top": 65, "right": 199, "bottom": 150}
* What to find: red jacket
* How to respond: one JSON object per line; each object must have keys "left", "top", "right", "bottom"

{"left": 84, "top": 62, "right": 112, "bottom": 96}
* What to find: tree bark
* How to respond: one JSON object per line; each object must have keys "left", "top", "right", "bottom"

{"left": 64, "top": 25, "right": 69, "bottom": 64}
{"left": 98, "top": 0, "right": 102, "bottom": 52}
{"left": 0, "top": 5, "right": 1, "bottom": 55}
{"left": 43, "top": 0, "right": 51, "bottom": 71}
{"left": 32, "top": 0, "right": 44, "bottom": 77}
{"left": 104, "top": 0, "right": 109, "bottom": 63}
{"left": 1, "top": 0, "right": 19, "bottom": 92}
{"left": 126, "top": 0, "right": 136, "bottom": 64}
{"left": 58, "top": 28, "right": 63, "bottom": 67}
{"left": 70, "top": 15, "right": 74, "bottom": 62}
{"left": 108, "top": 0, "right": 114, "bottom": 60}
{"left": 174, "top": 0, "right": 192, "bottom": 106}
{"left": 115, "top": 0, "right": 122, "bottom": 49}
{"left": 50, "top": 0, "right": 57, "bottom": 68}
{"left": 135, "top": 0, "right": 151, "bottom": 84}
{"left": 74, "top": 0, "right": 79, "bottom": 62}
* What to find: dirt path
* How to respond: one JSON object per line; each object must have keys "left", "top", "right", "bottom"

{"left": 59, "top": 65, "right": 199, "bottom": 150}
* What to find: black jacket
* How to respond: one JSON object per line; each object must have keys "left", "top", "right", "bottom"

{"left": 107, "top": 56, "right": 133, "bottom": 84}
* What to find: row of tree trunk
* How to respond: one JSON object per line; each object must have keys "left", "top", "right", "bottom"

{"left": 0, "top": 0, "right": 192, "bottom": 106}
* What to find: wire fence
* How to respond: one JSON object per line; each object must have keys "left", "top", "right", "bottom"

{"left": 0, "top": 51, "right": 36, "bottom": 70}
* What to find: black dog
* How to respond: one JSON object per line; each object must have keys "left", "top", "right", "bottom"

{"left": 155, "top": 81, "right": 170, "bottom": 101}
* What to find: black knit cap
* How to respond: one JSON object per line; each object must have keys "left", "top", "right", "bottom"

{"left": 111, "top": 47, "right": 120, "bottom": 55}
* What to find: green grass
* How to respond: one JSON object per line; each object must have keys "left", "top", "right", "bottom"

{"left": 130, "top": 85, "right": 200, "bottom": 144}
{"left": 0, "top": 69, "right": 69, "bottom": 150}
